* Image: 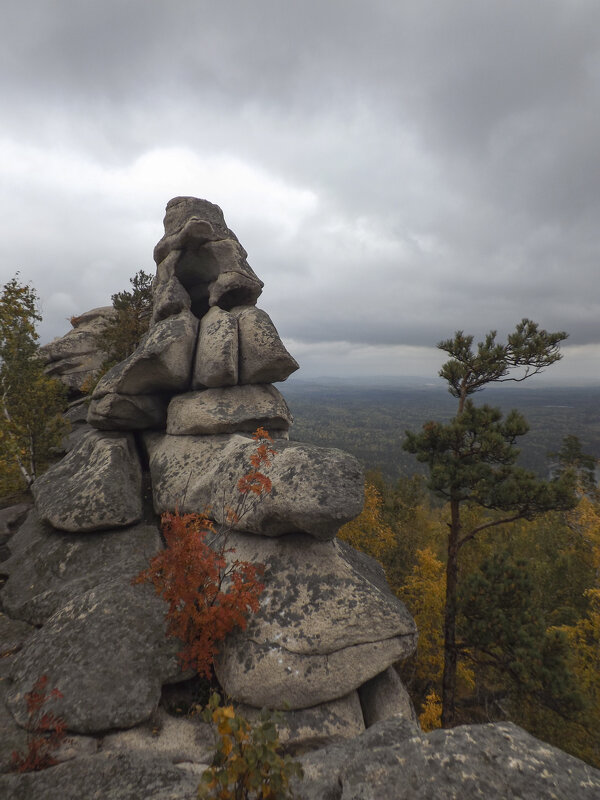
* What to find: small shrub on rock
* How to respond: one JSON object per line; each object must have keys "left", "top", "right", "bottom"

{"left": 134, "top": 509, "right": 265, "bottom": 678}
{"left": 10, "top": 675, "right": 66, "bottom": 772}
{"left": 199, "top": 692, "right": 303, "bottom": 800}
{"left": 135, "top": 428, "right": 275, "bottom": 678}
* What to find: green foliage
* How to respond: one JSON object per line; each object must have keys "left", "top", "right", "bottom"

{"left": 438, "top": 319, "right": 566, "bottom": 409}
{"left": 199, "top": 693, "right": 303, "bottom": 800}
{"left": 403, "top": 319, "right": 577, "bottom": 727}
{"left": 0, "top": 275, "right": 67, "bottom": 497}
{"left": 405, "top": 400, "right": 576, "bottom": 520}
{"left": 550, "top": 434, "right": 598, "bottom": 496}
{"left": 458, "top": 551, "right": 583, "bottom": 716}
{"left": 85, "top": 269, "right": 153, "bottom": 391}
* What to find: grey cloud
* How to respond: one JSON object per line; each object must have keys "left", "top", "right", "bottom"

{"left": 1, "top": 1, "right": 599, "bottom": 377}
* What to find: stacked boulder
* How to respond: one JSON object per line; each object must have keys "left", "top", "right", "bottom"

{"left": 40, "top": 306, "right": 116, "bottom": 394}
{"left": 3, "top": 199, "right": 600, "bottom": 797}
{"left": 2, "top": 197, "right": 417, "bottom": 754}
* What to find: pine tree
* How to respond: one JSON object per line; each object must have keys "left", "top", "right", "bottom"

{"left": 0, "top": 275, "right": 67, "bottom": 497}
{"left": 458, "top": 550, "right": 582, "bottom": 717}
{"left": 404, "top": 319, "right": 577, "bottom": 726}
{"left": 95, "top": 269, "right": 153, "bottom": 365}
{"left": 550, "top": 435, "right": 598, "bottom": 496}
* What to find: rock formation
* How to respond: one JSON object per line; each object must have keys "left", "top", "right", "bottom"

{"left": 40, "top": 306, "right": 116, "bottom": 394}
{"left": 2, "top": 197, "right": 599, "bottom": 797}
{"left": 1, "top": 198, "right": 417, "bottom": 755}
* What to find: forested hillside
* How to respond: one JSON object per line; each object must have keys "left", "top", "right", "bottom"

{"left": 338, "top": 472, "right": 600, "bottom": 767}
{"left": 320, "top": 374, "right": 600, "bottom": 767}
{"left": 285, "top": 379, "right": 600, "bottom": 481}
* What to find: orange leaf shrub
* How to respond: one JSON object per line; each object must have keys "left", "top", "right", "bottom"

{"left": 11, "top": 675, "right": 66, "bottom": 772}
{"left": 135, "top": 428, "right": 276, "bottom": 678}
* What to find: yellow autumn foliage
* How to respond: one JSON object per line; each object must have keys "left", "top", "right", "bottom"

{"left": 551, "top": 588, "right": 600, "bottom": 766}
{"left": 567, "top": 494, "right": 600, "bottom": 573}
{"left": 400, "top": 546, "right": 474, "bottom": 694}
{"left": 338, "top": 482, "right": 396, "bottom": 565}
{"left": 419, "top": 689, "right": 442, "bottom": 732}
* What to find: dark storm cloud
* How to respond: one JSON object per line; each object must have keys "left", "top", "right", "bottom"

{"left": 1, "top": 1, "right": 599, "bottom": 377}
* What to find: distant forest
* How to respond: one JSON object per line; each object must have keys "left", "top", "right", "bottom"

{"left": 284, "top": 379, "right": 600, "bottom": 482}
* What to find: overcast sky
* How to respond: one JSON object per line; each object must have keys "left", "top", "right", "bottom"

{"left": 1, "top": 1, "right": 599, "bottom": 382}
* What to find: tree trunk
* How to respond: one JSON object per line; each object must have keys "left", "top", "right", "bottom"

{"left": 441, "top": 497, "right": 460, "bottom": 727}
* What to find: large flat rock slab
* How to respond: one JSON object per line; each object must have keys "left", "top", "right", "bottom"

{"left": 208, "top": 437, "right": 364, "bottom": 539}
{"left": 166, "top": 384, "right": 292, "bottom": 435}
{"left": 87, "top": 392, "right": 169, "bottom": 430}
{"left": 0, "top": 751, "right": 201, "bottom": 800}
{"left": 6, "top": 578, "right": 182, "bottom": 734}
{"left": 32, "top": 430, "right": 142, "bottom": 532}
{"left": 145, "top": 434, "right": 364, "bottom": 540}
{"left": 339, "top": 721, "right": 600, "bottom": 800}
{"left": 1, "top": 510, "right": 162, "bottom": 625}
{"left": 293, "top": 719, "right": 600, "bottom": 800}
{"left": 214, "top": 533, "right": 417, "bottom": 709}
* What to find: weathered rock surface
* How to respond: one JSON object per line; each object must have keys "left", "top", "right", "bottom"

{"left": 152, "top": 252, "right": 193, "bottom": 324}
{"left": 205, "top": 242, "right": 264, "bottom": 310}
{"left": 6, "top": 578, "right": 182, "bottom": 734}
{"left": 154, "top": 196, "right": 232, "bottom": 263}
{"left": 167, "top": 385, "right": 292, "bottom": 436}
{"left": 208, "top": 437, "right": 364, "bottom": 538}
{"left": 1, "top": 510, "right": 162, "bottom": 625}
{"left": 214, "top": 533, "right": 417, "bottom": 709}
{"left": 40, "top": 306, "right": 116, "bottom": 393}
{"left": 232, "top": 306, "right": 299, "bottom": 384}
{"left": 293, "top": 719, "right": 600, "bottom": 800}
{"left": 101, "top": 707, "right": 215, "bottom": 765}
{"left": 0, "top": 612, "right": 35, "bottom": 657}
{"left": 32, "top": 431, "right": 142, "bottom": 532}
{"left": 237, "top": 692, "right": 365, "bottom": 754}
{"left": 294, "top": 716, "right": 420, "bottom": 800}
{"left": 193, "top": 306, "right": 238, "bottom": 388}
{"left": 5, "top": 195, "right": 597, "bottom": 798}
{"left": 0, "top": 751, "right": 201, "bottom": 800}
{"left": 145, "top": 433, "right": 363, "bottom": 538}
{"left": 152, "top": 197, "right": 263, "bottom": 319}
{"left": 0, "top": 503, "right": 30, "bottom": 544}
{"left": 0, "top": 652, "right": 28, "bottom": 773}
{"left": 88, "top": 391, "right": 169, "bottom": 430}
{"left": 60, "top": 401, "right": 93, "bottom": 452}
{"left": 358, "top": 665, "right": 419, "bottom": 728}
{"left": 143, "top": 432, "right": 232, "bottom": 512}
{"left": 92, "top": 310, "right": 198, "bottom": 399}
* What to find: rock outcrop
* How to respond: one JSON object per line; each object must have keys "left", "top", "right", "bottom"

{"left": 3, "top": 197, "right": 596, "bottom": 797}
{"left": 40, "top": 306, "right": 115, "bottom": 393}
{"left": 293, "top": 718, "right": 600, "bottom": 799}
{"left": 1, "top": 197, "right": 416, "bottom": 756}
